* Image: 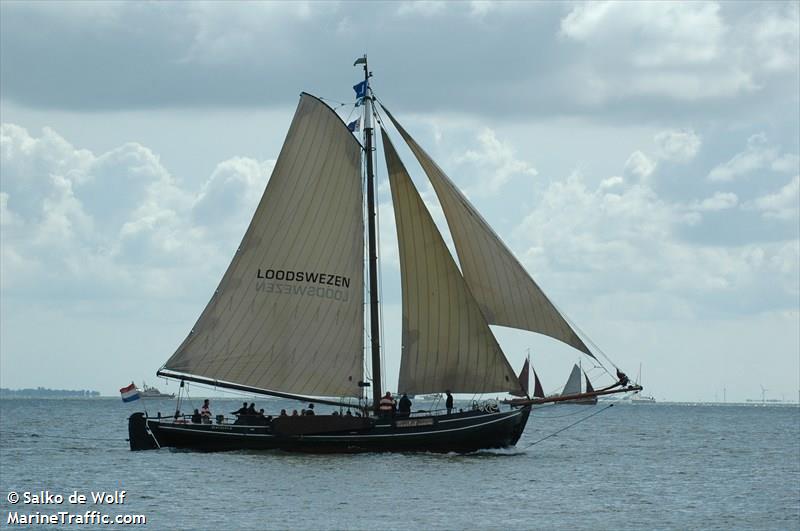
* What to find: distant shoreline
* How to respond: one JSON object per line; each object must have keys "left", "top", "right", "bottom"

{"left": 0, "top": 387, "right": 100, "bottom": 399}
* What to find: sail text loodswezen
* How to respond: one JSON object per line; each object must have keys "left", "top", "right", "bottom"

{"left": 255, "top": 268, "right": 352, "bottom": 302}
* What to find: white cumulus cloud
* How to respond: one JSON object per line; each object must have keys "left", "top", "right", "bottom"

{"left": 0, "top": 123, "right": 272, "bottom": 299}
{"left": 624, "top": 150, "right": 656, "bottom": 181}
{"left": 455, "top": 128, "right": 538, "bottom": 195}
{"left": 655, "top": 128, "right": 701, "bottom": 163}
{"left": 708, "top": 133, "right": 795, "bottom": 181}
{"left": 746, "top": 175, "right": 800, "bottom": 220}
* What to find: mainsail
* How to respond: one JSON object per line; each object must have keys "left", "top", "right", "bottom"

{"left": 562, "top": 364, "right": 582, "bottom": 395}
{"left": 162, "top": 94, "right": 364, "bottom": 397}
{"left": 381, "top": 108, "right": 593, "bottom": 358}
{"left": 382, "top": 130, "right": 521, "bottom": 395}
{"left": 512, "top": 357, "right": 530, "bottom": 397}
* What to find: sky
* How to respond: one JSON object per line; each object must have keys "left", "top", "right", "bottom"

{"left": 1, "top": 1, "right": 798, "bottom": 402}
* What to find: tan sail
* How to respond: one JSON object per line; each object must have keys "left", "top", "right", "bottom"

{"left": 163, "top": 93, "right": 364, "bottom": 397}
{"left": 383, "top": 129, "right": 521, "bottom": 395}
{"left": 382, "top": 109, "right": 593, "bottom": 358}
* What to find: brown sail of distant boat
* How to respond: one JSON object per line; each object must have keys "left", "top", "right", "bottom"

{"left": 128, "top": 57, "right": 640, "bottom": 453}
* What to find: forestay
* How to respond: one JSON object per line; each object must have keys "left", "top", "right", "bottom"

{"left": 382, "top": 130, "right": 521, "bottom": 395}
{"left": 162, "top": 94, "right": 364, "bottom": 397}
{"left": 382, "top": 108, "right": 594, "bottom": 358}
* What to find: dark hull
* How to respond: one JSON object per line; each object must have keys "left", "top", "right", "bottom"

{"left": 129, "top": 407, "right": 530, "bottom": 453}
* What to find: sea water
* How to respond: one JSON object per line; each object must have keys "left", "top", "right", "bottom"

{"left": 1, "top": 398, "right": 798, "bottom": 530}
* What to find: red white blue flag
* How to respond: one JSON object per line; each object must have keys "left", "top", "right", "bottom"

{"left": 119, "top": 383, "right": 140, "bottom": 402}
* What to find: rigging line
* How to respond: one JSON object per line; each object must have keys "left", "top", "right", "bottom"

{"left": 372, "top": 106, "right": 388, "bottom": 390}
{"left": 551, "top": 299, "right": 618, "bottom": 378}
{"left": 520, "top": 403, "right": 615, "bottom": 450}
{"left": 343, "top": 102, "right": 359, "bottom": 125}
{"left": 317, "top": 96, "right": 350, "bottom": 107}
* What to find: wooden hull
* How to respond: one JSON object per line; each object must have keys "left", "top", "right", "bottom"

{"left": 129, "top": 407, "right": 530, "bottom": 454}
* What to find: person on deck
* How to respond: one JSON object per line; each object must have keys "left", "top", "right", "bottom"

{"left": 305, "top": 404, "right": 315, "bottom": 416}
{"left": 200, "top": 399, "right": 212, "bottom": 423}
{"left": 246, "top": 403, "right": 257, "bottom": 415}
{"left": 231, "top": 402, "right": 248, "bottom": 416}
{"left": 616, "top": 369, "right": 630, "bottom": 387}
{"left": 191, "top": 409, "right": 201, "bottom": 423}
{"left": 398, "top": 393, "right": 412, "bottom": 417}
{"left": 379, "top": 392, "right": 395, "bottom": 417}
{"left": 445, "top": 391, "right": 454, "bottom": 415}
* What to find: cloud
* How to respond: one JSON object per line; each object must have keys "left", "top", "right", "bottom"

{"left": 745, "top": 175, "right": 800, "bottom": 220}
{"left": 690, "top": 191, "right": 739, "bottom": 212}
{"left": 513, "top": 162, "right": 797, "bottom": 319}
{"left": 455, "top": 128, "right": 538, "bottom": 195}
{"left": 1, "top": 2, "right": 796, "bottom": 127}
{"left": 558, "top": 1, "right": 762, "bottom": 101}
{"left": 707, "top": 133, "right": 795, "bottom": 181}
{"left": 750, "top": 2, "right": 800, "bottom": 73}
{"left": 771, "top": 153, "right": 800, "bottom": 173}
{"left": 192, "top": 156, "right": 273, "bottom": 240}
{"left": 1, "top": 123, "right": 271, "bottom": 299}
{"left": 654, "top": 129, "right": 701, "bottom": 162}
{"left": 623, "top": 150, "right": 656, "bottom": 181}
{"left": 561, "top": 2, "right": 725, "bottom": 67}
{"left": 395, "top": 1, "right": 446, "bottom": 17}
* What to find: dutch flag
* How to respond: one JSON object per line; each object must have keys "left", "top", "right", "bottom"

{"left": 119, "top": 383, "right": 140, "bottom": 403}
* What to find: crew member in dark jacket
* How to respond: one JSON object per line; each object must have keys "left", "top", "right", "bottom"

{"left": 231, "top": 402, "right": 248, "bottom": 416}
{"left": 445, "top": 391, "right": 454, "bottom": 415}
{"left": 398, "top": 393, "right": 412, "bottom": 417}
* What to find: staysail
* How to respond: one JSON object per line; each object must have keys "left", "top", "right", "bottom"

{"left": 162, "top": 94, "right": 364, "bottom": 397}
{"left": 382, "top": 129, "right": 521, "bottom": 395}
{"left": 381, "top": 108, "right": 593, "bottom": 358}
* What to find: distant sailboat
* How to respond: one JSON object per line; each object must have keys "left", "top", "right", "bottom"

{"left": 512, "top": 354, "right": 545, "bottom": 399}
{"left": 560, "top": 363, "right": 598, "bottom": 405}
{"left": 630, "top": 364, "right": 656, "bottom": 403}
{"left": 127, "top": 57, "right": 640, "bottom": 453}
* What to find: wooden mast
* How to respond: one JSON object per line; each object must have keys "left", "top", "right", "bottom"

{"left": 360, "top": 55, "right": 383, "bottom": 411}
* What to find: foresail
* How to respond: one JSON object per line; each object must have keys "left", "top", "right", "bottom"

{"left": 381, "top": 108, "right": 593, "bottom": 358}
{"left": 382, "top": 129, "right": 521, "bottom": 395}
{"left": 532, "top": 369, "right": 545, "bottom": 399}
{"left": 163, "top": 94, "right": 364, "bottom": 397}
{"left": 562, "top": 364, "right": 582, "bottom": 395}
{"left": 585, "top": 372, "right": 595, "bottom": 393}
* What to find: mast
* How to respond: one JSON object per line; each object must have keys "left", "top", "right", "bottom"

{"left": 360, "top": 55, "right": 382, "bottom": 410}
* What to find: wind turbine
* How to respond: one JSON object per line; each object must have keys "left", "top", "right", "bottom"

{"left": 760, "top": 385, "right": 768, "bottom": 404}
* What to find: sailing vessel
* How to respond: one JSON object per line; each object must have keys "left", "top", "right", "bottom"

{"left": 128, "top": 57, "right": 640, "bottom": 453}
{"left": 559, "top": 363, "right": 598, "bottom": 405}
{"left": 629, "top": 364, "right": 656, "bottom": 403}
{"left": 513, "top": 355, "right": 545, "bottom": 399}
